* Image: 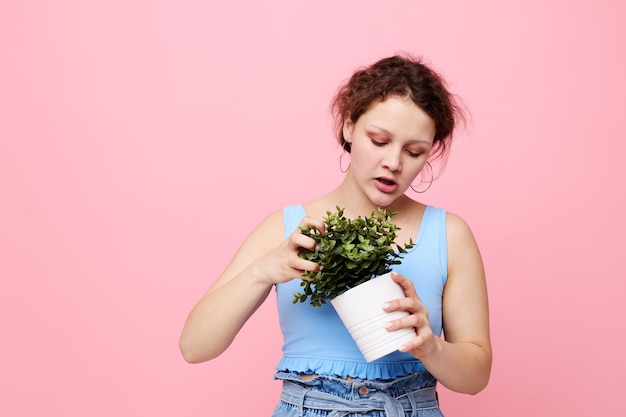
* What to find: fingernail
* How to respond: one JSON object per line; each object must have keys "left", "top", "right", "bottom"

{"left": 382, "top": 302, "right": 390, "bottom": 310}
{"left": 384, "top": 322, "right": 392, "bottom": 329}
{"left": 398, "top": 344, "right": 406, "bottom": 352}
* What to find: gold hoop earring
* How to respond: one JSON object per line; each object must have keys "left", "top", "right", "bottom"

{"left": 410, "top": 162, "right": 434, "bottom": 193}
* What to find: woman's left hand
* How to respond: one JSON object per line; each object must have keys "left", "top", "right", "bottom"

{"left": 382, "top": 272, "right": 441, "bottom": 360}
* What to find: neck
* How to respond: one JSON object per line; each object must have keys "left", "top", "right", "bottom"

{"left": 326, "top": 175, "right": 412, "bottom": 219}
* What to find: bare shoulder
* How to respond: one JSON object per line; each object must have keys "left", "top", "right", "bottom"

{"left": 445, "top": 211, "right": 484, "bottom": 274}
{"left": 445, "top": 211, "right": 475, "bottom": 241}
{"left": 233, "top": 209, "right": 286, "bottom": 259}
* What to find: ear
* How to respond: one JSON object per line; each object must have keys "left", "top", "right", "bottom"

{"left": 342, "top": 119, "right": 354, "bottom": 143}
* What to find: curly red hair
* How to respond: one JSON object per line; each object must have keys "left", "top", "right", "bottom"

{"left": 331, "top": 54, "right": 465, "bottom": 163}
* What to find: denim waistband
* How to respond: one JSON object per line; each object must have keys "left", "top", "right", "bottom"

{"left": 278, "top": 377, "right": 439, "bottom": 417}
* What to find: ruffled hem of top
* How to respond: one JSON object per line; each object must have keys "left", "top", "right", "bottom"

{"left": 276, "top": 355, "right": 426, "bottom": 381}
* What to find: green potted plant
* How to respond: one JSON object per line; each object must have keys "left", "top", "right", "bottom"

{"left": 293, "top": 207, "right": 414, "bottom": 306}
{"left": 292, "top": 207, "right": 417, "bottom": 362}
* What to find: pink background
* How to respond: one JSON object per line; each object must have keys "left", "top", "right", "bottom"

{"left": 2, "top": 1, "right": 624, "bottom": 415}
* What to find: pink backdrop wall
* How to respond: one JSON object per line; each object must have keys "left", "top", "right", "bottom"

{"left": 2, "top": 1, "right": 624, "bottom": 415}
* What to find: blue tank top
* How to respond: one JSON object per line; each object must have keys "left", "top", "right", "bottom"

{"left": 275, "top": 205, "right": 448, "bottom": 380}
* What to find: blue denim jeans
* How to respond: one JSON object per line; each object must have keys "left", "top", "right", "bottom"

{"left": 272, "top": 371, "right": 444, "bottom": 417}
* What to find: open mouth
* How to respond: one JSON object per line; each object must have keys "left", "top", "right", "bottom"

{"left": 377, "top": 178, "right": 396, "bottom": 186}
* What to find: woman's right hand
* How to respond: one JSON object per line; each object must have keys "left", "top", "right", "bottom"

{"left": 179, "top": 211, "right": 326, "bottom": 363}
{"left": 257, "top": 215, "right": 326, "bottom": 285}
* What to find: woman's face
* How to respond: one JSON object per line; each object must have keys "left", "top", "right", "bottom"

{"left": 343, "top": 95, "right": 436, "bottom": 208}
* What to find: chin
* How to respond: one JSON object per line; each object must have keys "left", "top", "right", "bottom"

{"left": 369, "top": 194, "right": 398, "bottom": 209}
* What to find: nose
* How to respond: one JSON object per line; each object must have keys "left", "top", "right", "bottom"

{"left": 382, "top": 148, "right": 402, "bottom": 172}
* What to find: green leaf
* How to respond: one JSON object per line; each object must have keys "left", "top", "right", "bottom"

{"left": 293, "top": 206, "right": 412, "bottom": 306}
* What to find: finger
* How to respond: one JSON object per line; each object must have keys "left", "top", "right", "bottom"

{"left": 289, "top": 231, "right": 318, "bottom": 252}
{"left": 385, "top": 308, "right": 430, "bottom": 331}
{"left": 383, "top": 296, "right": 430, "bottom": 332}
{"left": 382, "top": 276, "right": 423, "bottom": 314}
{"left": 385, "top": 313, "right": 418, "bottom": 332}
{"left": 398, "top": 334, "right": 428, "bottom": 354}
{"left": 398, "top": 327, "right": 436, "bottom": 355}
{"left": 291, "top": 258, "right": 322, "bottom": 274}
{"left": 390, "top": 272, "right": 421, "bottom": 301}
{"left": 382, "top": 296, "right": 418, "bottom": 314}
{"left": 299, "top": 216, "right": 326, "bottom": 234}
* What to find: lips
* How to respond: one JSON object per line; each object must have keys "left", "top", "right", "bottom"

{"left": 375, "top": 177, "right": 398, "bottom": 193}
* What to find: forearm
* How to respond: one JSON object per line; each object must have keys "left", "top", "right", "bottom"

{"left": 418, "top": 338, "right": 492, "bottom": 394}
{"left": 179, "top": 264, "right": 273, "bottom": 363}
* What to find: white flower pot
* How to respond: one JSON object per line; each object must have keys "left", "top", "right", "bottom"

{"left": 330, "top": 272, "right": 417, "bottom": 362}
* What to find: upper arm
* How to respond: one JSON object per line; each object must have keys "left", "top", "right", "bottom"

{"left": 442, "top": 212, "right": 491, "bottom": 350}
{"left": 206, "top": 209, "right": 286, "bottom": 294}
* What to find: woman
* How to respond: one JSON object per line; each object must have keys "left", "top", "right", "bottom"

{"left": 179, "top": 54, "right": 491, "bottom": 416}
